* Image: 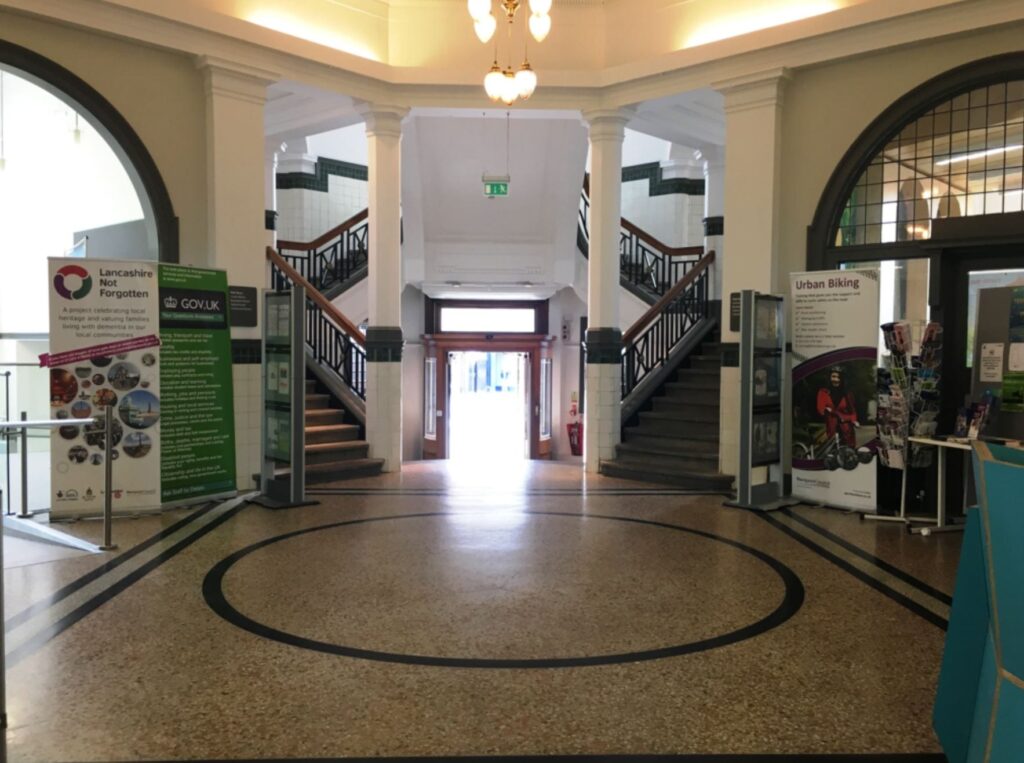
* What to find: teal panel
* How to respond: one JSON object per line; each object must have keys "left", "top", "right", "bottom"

{"left": 966, "top": 633, "right": 999, "bottom": 763}
{"left": 990, "top": 678, "right": 1024, "bottom": 762}
{"left": 987, "top": 442, "right": 1024, "bottom": 467}
{"left": 935, "top": 509, "right": 993, "bottom": 763}
{"left": 981, "top": 459, "right": 1024, "bottom": 678}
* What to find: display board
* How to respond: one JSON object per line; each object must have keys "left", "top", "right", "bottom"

{"left": 972, "top": 285, "right": 1024, "bottom": 438}
{"left": 46, "top": 258, "right": 236, "bottom": 516}
{"left": 790, "top": 271, "right": 879, "bottom": 512}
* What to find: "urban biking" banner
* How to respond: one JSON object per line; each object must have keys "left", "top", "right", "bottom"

{"left": 47, "top": 258, "right": 236, "bottom": 517}
{"left": 790, "top": 270, "right": 879, "bottom": 512}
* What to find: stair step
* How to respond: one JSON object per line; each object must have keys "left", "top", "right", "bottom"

{"left": 305, "top": 393, "right": 332, "bottom": 410}
{"left": 305, "top": 408, "right": 348, "bottom": 425}
{"left": 622, "top": 433, "right": 719, "bottom": 452}
{"left": 616, "top": 443, "right": 718, "bottom": 471}
{"left": 640, "top": 407, "right": 719, "bottom": 424}
{"left": 628, "top": 418, "right": 719, "bottom": 438}
{"left": 658, "top": 388, "right": 720, "bottom": 406}
{"left": 678, "top": 366, "right": 720, "bottom": 377}
{"left": 305, "top": 379, "right": 317, "bottom": 394}
{"left": 305, "top": 424, "right": 360, "bottom": 444}
{"left": 665, "top": 378, "right": 720, "bottom": 393}
{"left": 304, "top": 458, "right": 386, "bottom": 484}
{"left": 651, "top": 398, "right": 720, "bottom": 416}
{"left": 598, "top": 460, "right": 733, "bottom": 491}
{"left": 689, "top": 355, "right": 721, "bottom": 369}
{"left": 305, "top": 440, "right": 370, "bottom": 464}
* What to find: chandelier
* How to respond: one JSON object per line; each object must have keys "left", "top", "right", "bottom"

{"left": 467, "top": 0, "right": 552, "bottom": 105}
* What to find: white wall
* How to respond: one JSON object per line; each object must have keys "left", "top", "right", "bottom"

{"left": 547, "top": 287, "right": 587, "bottom": 461}
{"left": 277, "top": 173, "right": 368, "bottom": 242}
{"left": 307, "top": 124, "right": 368, "bottom": 165}
{"left": 621, "top": 184, "right": 705, "bottom": 248}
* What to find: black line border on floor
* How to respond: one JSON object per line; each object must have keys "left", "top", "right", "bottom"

{"left": 203, "top": 511, "right": 805, "bottom": 669}
{"left": 757, "top": 513, "right": 948, "bottom": 631}
{"left": 6, "top": 501, "right": 248, "bottom": 668}
{"left": 780, "top": 508, "right": 953, "bottom": 606}
{"left": 3, "top": 501, "right": 217, "bottom": 632}
{"left": 73, "top": 753, "right": 950, "bottom": 762}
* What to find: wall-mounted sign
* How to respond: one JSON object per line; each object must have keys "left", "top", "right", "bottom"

{"left": 228, "top": 285, "right": 258, "bottom": 327}
{"left": 483, "top": 174, "right": 510, "bottom": 198}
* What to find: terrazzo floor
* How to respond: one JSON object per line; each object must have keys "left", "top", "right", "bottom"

{"left": 1, "top": 460, "right": 958, "bottom": 762}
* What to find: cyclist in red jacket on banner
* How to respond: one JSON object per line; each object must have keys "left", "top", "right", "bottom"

{"left": 816, "top": 365, "right": 859, "bottom": 448}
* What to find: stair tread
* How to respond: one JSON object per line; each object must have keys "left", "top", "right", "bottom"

{"left": 625, "top": 427, "right": 718, "bottom": 440}
{"left": 305, "top": 458, "right": 384, "bottom": 473}
{"left": 305, "top": 440, "right": 369, "bottom": 453}
{"left": 306, "top": 423, "right": 359, "bottom": 433}
{"left": 617, "top": 442, "right": 718, "bottom": 460}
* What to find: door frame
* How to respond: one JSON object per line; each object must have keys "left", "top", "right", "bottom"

{"left": 421, "top": 333, "right": 555, "bottom": 460}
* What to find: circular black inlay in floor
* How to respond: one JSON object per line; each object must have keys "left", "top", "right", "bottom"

{"left": 203, "top": 511, "right": 804, "bottom": 668}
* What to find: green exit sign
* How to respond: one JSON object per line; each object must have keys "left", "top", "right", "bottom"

{"left": 484, "top": 181, "right": 509, "bottom": 197}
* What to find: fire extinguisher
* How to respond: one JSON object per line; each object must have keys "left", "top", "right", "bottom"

{"left": 567, "top": 420, "right": 583, "bottom": 456}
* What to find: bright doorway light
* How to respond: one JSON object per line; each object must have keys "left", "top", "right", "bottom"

{"left": 448, "top": 351, "right": 528, "bottom": 464}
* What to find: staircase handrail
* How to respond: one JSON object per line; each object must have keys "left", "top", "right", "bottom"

{"left": 578, "top": 176, "right": 703, "bottom": 300}
{"left": 622, "top": 250, "right": 715, "bottom": 346}
{"left": 277, "top": 208, "right": 368, "bottom": 252}
{"left": 266, "top": 247, "right": 365, "bottom": 348}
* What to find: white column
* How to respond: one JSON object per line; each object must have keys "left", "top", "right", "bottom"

{"left": 362, "top": 104, "right": 408, "bottom": 472}
{"left": 712, "top": 68, "right": 789, "bottom": 478}
{"left": 582, "top": 108, "right": 631, "bottom": 474}
{"left": 198, "top": 55, "right": 278, "bottom": 491}
{"left": 700, "top": 149, "right": 725, "bottom": 301}
{"left": 264, "top": 139, "right": 282, "bottom": 248}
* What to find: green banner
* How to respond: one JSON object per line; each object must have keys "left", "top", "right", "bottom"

{"left": 158, "top": 264, "right": 237, "bottom": 502}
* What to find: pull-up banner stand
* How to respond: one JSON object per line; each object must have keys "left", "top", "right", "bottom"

{"left": 256, "top": 287, "right": 314, "bottom": 509}
{"left": 46, "top": 258, "right": 237, "bottom": 517}
{"left": 726, "top": 290, "right": 796, "bottom": 512}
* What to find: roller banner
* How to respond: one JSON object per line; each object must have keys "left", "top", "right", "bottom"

{"left": 47, "top": 258, "right": 236, "bottom": 516}
{"left": 790, "top": 270, "right": 879, "bottom": 512}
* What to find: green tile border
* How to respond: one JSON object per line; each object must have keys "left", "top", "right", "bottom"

{"left": 622, "top": 162, "right": 705, "bottom": 197}
{"left": 276, "top": 157, "right": 369, "bottom": 192}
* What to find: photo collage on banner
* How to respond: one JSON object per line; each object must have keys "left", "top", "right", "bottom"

{"left": 47, "top": 258, "right": 236, "bottom": 517}
{"left": 790, "top": 270, "right": 880, "bottom": 512}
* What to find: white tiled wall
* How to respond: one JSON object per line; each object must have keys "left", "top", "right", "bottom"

{"left": 583, "top": 363, "right": 621, "bottom": 472}
{"left": 366, "top": 361, "right": 403, "bottom": 471}
{"left": 276, "top": 174, "right": 368, "bottom": 243}
{"left": 622, "top": 181, "right": 705, "bottom": 248}
{"left": 232, "top": 363, "right": 262, "bottom": 490}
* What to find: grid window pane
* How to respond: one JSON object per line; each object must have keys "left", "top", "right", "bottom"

{"left": 834, "top": 74, "right": 1024, "bottom": 246}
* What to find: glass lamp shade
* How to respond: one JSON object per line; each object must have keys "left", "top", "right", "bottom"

{"left": 474, "top": 13, "right": 497, "bottom": 43}
{"left": 528, "top": 0, "right": 552, "bottom": 14}
{"left": 468, "top": 0, "right": 491, "bottom": 21}
{"left": 529, "top": 12, "right": 551, "bottom": 43}
{"left": 515, "top": 64, "right": 537, "bottom": 99}
{"left": 500, "top": 72, "right": 518, "bottom": 105}
{"left": 484, "top": 65, "right": 505, "bottom": 101}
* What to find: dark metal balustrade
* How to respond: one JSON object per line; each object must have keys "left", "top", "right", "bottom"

{"left": 274, "top": 209, "right": 369, "bottom": 296}
{"left": 267, "top": 248, "right": 367, "bottom": 401}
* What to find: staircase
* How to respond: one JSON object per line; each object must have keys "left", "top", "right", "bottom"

{"left": 304, "top": 377, "right": 383, "bottom": 482}
{"left": 599, "top": 337, "right": 732, "bottom": 491}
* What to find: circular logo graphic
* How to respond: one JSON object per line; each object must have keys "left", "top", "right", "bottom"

{"left": 53, "top": 264, "right": 92, "bottom": 300}
{"left": 118, "top": 390, "right": 160, "bottom": 430}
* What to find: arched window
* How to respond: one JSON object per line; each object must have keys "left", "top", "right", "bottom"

{"left": 835, "top": 79, "right": 1023, "bottom": 247}
{"left": 808, "top": 53, "right": 1024, "bottom": 270}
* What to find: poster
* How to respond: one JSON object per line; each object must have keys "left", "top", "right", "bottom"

{"left": 47, "top": 258, "right": 236, "bottom": 516}
{"left": 980, "top": 343, "right": 1005, "bottom": 383}
{"left": 790, "top": 271, "right": 880, "bottom": 512}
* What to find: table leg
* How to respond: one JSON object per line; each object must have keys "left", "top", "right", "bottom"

{"left": 936, "top": 446, "right": 946, "bottom": 529}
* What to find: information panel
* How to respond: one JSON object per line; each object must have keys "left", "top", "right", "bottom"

{"left": 47, "top": 258, "right": 236, "bottom": 516}
{"left": 790, "top": 270, "right": 879, "bottom": 512}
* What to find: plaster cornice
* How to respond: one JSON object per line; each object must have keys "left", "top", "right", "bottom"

{"left": 2, "top": 0, "right": 1023, "bottom": 111}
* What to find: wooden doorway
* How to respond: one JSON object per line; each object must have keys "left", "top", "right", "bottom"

{"left": 421, "top": 334, "right": 554, "bottom": 460}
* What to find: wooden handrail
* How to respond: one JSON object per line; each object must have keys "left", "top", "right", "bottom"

{"left": 581, "top": 175, "right": 703, "bottom": 258}
{"left": 277, "top": 208, "right": 368, "bottom": 252}
{"left": 620, "top": 218, "right": 703, "bottom": 258}
{"left": 266, "top": 246, "right": 366, "bottom": 347}
{"left": 621, "top": 250, "right": 715, "bottom": 346}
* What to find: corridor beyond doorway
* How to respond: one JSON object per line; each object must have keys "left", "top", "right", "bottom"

{"left": 448, "top": 351, "right": 527, "bottom": 463}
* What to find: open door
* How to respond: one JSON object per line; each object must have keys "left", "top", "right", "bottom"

{"left": 535, "top": 344, "right": 553, "bottom": 459}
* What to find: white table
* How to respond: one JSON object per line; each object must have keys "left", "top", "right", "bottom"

{"left": 905, "top": 436, "right": 972, "bottom": 535}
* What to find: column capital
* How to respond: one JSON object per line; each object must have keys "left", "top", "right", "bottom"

{"left": 196, "top": 55, "right": 279, "bottom": 105}
{"left": 713, "top": 68, "right": 791, "bottom": 114}
{"left": 358, "top": 104, "right": 410, "bottom": 139}
{"left": 582, "top": 107, "right": 634, "bottom": 141}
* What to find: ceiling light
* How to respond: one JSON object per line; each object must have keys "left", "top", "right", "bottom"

{"left": 474, "top": 13, "right": 497, "bottom": 43}
{"left": 468, "top": 0, "right": 491, "bottom": 21}
{"left": 469, "top": 0, "right": 549, "bottom": 105}
{"left": 934, "top": 144, "right": 1023, "bottom": 167}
